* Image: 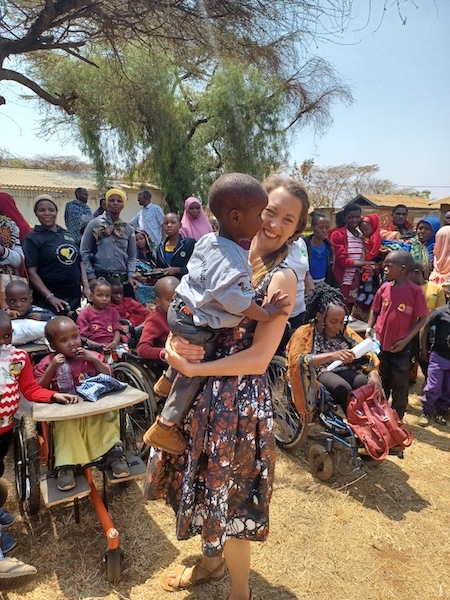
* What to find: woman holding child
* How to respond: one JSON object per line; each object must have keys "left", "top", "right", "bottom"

{"left": 144, "top": 173, "right": 308, "bottom": 600}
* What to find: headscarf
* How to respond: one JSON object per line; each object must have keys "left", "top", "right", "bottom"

{"left": 179, "top": 197, "right": 212, "bottom": 241}
{"left": 430, "top": 225, "right": 450, "bottom": 285}
{"left": 33, "top": 194, "right": 58, "bottom": 212}
{"left": 0, "top": 192, "right": 31, "bottom": 241}
{"left": 105, "top": 188, "right": 127, "bottom": 206}
{"left": 136, "top": 229, "right": 157, "bottom": 264}
{"left": 416, "top": 216, "right": 441, "bottom": 259}
{"left": 360, "top": 213, "right": 382, "bottom": 261}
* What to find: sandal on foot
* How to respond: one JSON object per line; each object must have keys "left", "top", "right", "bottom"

{"left": 161, "top": 560, "right": 225, "bottom": 592}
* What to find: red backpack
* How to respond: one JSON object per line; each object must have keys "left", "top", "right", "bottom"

{"left": 347, "top": 383, "right": 413, "bottom": 461}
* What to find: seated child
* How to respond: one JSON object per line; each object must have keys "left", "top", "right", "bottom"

{"left": 144, "top": 173, "right": 289, "bottom": 454}
{"left": 4, "top": 280, "right": 54, "bottom": 321}
{"left": 34, "top": 316, "right": 130, "bottom": 490}
{"left": 0, "top": 312, "right": 75, "bottom": 547}
{"left": 76, "top": 278, "right": 121, "bottom": 358}
{"left": 136, "top": 277, "right": 178, "bottom": 370}
{"left": 110, "top": 281, "right": 149, "bottom": 328}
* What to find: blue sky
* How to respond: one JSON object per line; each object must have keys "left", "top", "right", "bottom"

{"left": 1, "top": 1, "right": 449, "bottom": 199}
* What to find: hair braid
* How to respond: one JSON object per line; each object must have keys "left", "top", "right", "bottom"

{"left": 305, "top": 284, "right": 347, "bottom": 322}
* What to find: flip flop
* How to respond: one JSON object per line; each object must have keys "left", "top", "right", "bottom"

{"left": 161, "top": 560, "right": 225, "bottom": 592}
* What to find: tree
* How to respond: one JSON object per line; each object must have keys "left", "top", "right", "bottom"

{"left": 0, "top": 1, "right": 426, "bottom": 112}
{"left": 291, "top": 161, "right": 415, "bottom": 208}
{"left": 32, "top": 47, "right": 350, "bottom": 209}
{"left": 0, "top": 149, "right": 92, "bottom": 171}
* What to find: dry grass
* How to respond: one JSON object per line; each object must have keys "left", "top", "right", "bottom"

{"left": 3, "top": 380, "right": 450, "bottom": 600}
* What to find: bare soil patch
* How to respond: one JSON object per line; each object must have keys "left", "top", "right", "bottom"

{"left": 2, "top": 380, "right": 450, "bottom": 600}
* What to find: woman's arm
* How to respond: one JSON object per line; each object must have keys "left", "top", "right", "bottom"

{"left": 0, "top": 242, "right": 24, "bottom": 268}
{"left": 165, "top": 268, "right": 298, "bottom": 376}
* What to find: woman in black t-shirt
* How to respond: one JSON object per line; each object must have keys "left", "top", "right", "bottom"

{"left": 23, "top": 196, "right": 90, "bottom": 314}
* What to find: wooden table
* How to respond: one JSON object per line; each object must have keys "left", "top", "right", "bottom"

{"left": 33, "top": 386, "right": 148, "bottom": 421}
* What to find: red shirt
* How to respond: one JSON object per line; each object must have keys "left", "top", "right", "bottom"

{"left": 0, "top": 347, "right": 52, "bottom": 434}
{"left": 136, "top": 307, "right": 169, "bottom": 361}
{"left": 372, "top": 280, "right": 428, "bottom": 351}
{"left": 77, "top": 305, "right": 121, "bottom": 345}
{"left": 111, "top": 297, "right": 149, "bottom": 327}
{"left": 34, "top": 351, "right": 109, "bottom": 390}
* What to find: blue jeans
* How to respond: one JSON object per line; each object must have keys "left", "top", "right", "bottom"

{"left": 162, "top": 296, "right": 223, "bottom": 425}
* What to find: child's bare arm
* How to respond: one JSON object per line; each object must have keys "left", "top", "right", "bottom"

{"left": 366, "top": 308, "right": 378, "bottom": 334}
{"left": 242, "top": 290, "right": 290, "bottom": 322}
{"left": 76, "top": 348, "right": 111, "bottom": 374}
{"left": 103, "top": 330, "right": 121, "bottom": 352}
{"left": 37, "top": 353, "right": 66, "bottom": 388}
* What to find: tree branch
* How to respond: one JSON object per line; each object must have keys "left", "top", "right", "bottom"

{"left": 0, "top": 68, "right": 77, "bottom": 114}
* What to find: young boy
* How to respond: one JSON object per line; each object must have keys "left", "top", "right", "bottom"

{"left": 0, "top": 312, "right": 75, "bottom": 548}
{"left": 418, "top": 301, "right": 450, "bottom": 426}
{"left": 110, "top": 281, "right": 149, "bottom": 328}
{"left": 136, "top": 276, "right": 178, "bottom": 365}
{"left": 34, "top": 316, "right": 130, "bottom": 490}
{"left": 4, "top": 280, "right": 54, "bottom": 321}
{"left": 367, "top": 251, "right": 428, "bottom": 419}
{"left": 145, "top": 173, "right": 289, "bottom": 453}
{"left": 408, "top": 261, "right": 446, "bottom": 381}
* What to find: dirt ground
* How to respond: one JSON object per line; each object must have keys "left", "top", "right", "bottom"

{"left": 2, "top": 380, "right": 450, "bottom": 600}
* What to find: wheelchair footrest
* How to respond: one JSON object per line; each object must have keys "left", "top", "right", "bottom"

{"left": 104, "top": 451, "right": 146, "bottom": 484}
{"left": 40, "top": 474, "right": 91, "bottom": 507}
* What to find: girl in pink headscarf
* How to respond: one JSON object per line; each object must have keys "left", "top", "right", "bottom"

{"left": 0, "top": 193, "right": 31, "bottom": 241}
{"left": 179, "top": 197, "right": 213, "bottom": 242}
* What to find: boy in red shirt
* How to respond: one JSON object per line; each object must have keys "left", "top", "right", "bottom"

{"left": 367, "top": 251, "right": 428, "bottom": 419}
{"left": 137, "top": 276, "right": 178, "bottom": 367}
{"left": 110, "top": 281, "right": 149, "bottom": 328}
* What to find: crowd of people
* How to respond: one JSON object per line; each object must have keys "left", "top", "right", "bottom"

{"left": 0, "top": 183, "right": 449, "bottom": 596}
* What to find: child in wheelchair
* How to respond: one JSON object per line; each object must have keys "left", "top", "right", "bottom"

{"left": 4, "top": 280, "right": 54, "bottom": 322}
{"left": 0, "top": 312, "right": 75, "bottom": 551}
{"left": 34, "top": 316, "right": 130, "bottom": 491}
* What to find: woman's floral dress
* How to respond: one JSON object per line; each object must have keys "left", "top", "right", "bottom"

{"left": 143, "top": 269, "right": 279, "bottom": 557}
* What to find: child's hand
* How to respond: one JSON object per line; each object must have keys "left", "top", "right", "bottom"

{"left": 5, "top": 309, "right": 19, "bottom": 319}
{"left": 103, "top": 341, "right": 117, "bottom": 353}
{"left": 263, "top": 289, "right": 290, "bottom": 318}
{"left": 333, "top": 349, "right": 355, "bottom": 364}
{"left": 51, "top": 353, "right": 66, "bottom": 368}
{"left": 390, "top": 339, "right": 407, "bottom": 353}
{"left": 76, "top": 347, "right": 95, "bottom": 361}
{"left": 51, "top": 393, "right": 78, "bottom": 405}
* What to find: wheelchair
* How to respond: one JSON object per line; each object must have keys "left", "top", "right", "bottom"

{"left": 13, "top": 342, "right": 151, "bottom": 583}
{"left": 267, "top": 331, "right": 361, "bottom": 482}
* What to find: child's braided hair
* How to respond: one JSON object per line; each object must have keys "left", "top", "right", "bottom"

{"left": 305, "top": 284, "right": 347, "bottom": 323}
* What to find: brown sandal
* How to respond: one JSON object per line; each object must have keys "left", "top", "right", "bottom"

{"left": 161, "top": 560, "right": 225, "bottom": 592}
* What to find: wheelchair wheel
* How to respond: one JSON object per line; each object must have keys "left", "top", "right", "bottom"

{"left": 267, "top": 356, "right": 307, "bottom": 449}
{"left": 14, "top": 412, "right": 41, "bottom": 516}
{"left": 308, "top": 443, "right": 334, "bottom": 481}
{"left": 113, "top": 361, "right": 156, "bottom": 460}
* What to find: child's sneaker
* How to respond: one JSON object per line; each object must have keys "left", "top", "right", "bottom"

{"left": 106, "top": 444, "right": 130, "bottom": 479}
{"left": 0, "top": 532, "right": 17, "bottom": 554}
{"left": 153, "top": 373, "right": 172, "bottom": 398}
{"left": 57, "top": 466, "right": 76, "bottom": 491}
{"left": 143, "top": 417, "right": 187, "bottom": 454}
{"left": 0, "top": 509, "right": 15, "bottom": 528}
{"left": 418, "top": 413, "right": 431, "bottom": 427}
{"left": 0, "top": 557, "right": 37, "bottom": 587}
{"left": 434, "top": 414, "right": 447, "bottom": 426}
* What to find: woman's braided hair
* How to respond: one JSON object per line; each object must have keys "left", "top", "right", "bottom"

{"left": 305, "top": 284, "right": 347, "bottom": 323}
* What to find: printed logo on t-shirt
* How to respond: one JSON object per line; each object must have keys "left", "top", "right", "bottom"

{"left": 9, "top": 361, "right": 24, "bottom": 376}
{"left": 397, "top": 303, "right": 413, "bottom": 315}
{"left": 56, "top": 244, "right": 78, "bottom": 265}
{"left": 107, "top": 325, "right": 113, "bottom": 332}
{"left": 237, "top": 279, "right": 253, "bottom": 295}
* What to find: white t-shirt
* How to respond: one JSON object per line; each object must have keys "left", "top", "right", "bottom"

{"left": 285, "top": 238, "right": 309, "bottom": 317}
{"left": 176, "top": 233, "right": 255, "bottom": 329}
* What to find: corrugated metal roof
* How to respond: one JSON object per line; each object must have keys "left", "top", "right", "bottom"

{"left": 0, "top": 167, "right": 158, "bottom": 191}
{"left": 355, "top": 194, "right": 436, "bottom": 210}
{"left": 429, "top": 196, "right": 450, "bottom": 205}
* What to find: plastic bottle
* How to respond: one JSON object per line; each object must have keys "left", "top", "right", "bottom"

{"left": 56, "top": 362, "right": 76, "bottom": 394}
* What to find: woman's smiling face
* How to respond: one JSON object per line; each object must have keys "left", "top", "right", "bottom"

{"left": 255, "top": 187, "right": 302, "bottom": 254}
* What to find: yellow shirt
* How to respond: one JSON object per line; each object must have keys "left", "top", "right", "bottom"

{"left": 421, "top": 281, "right": 446, "bottom": 312}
